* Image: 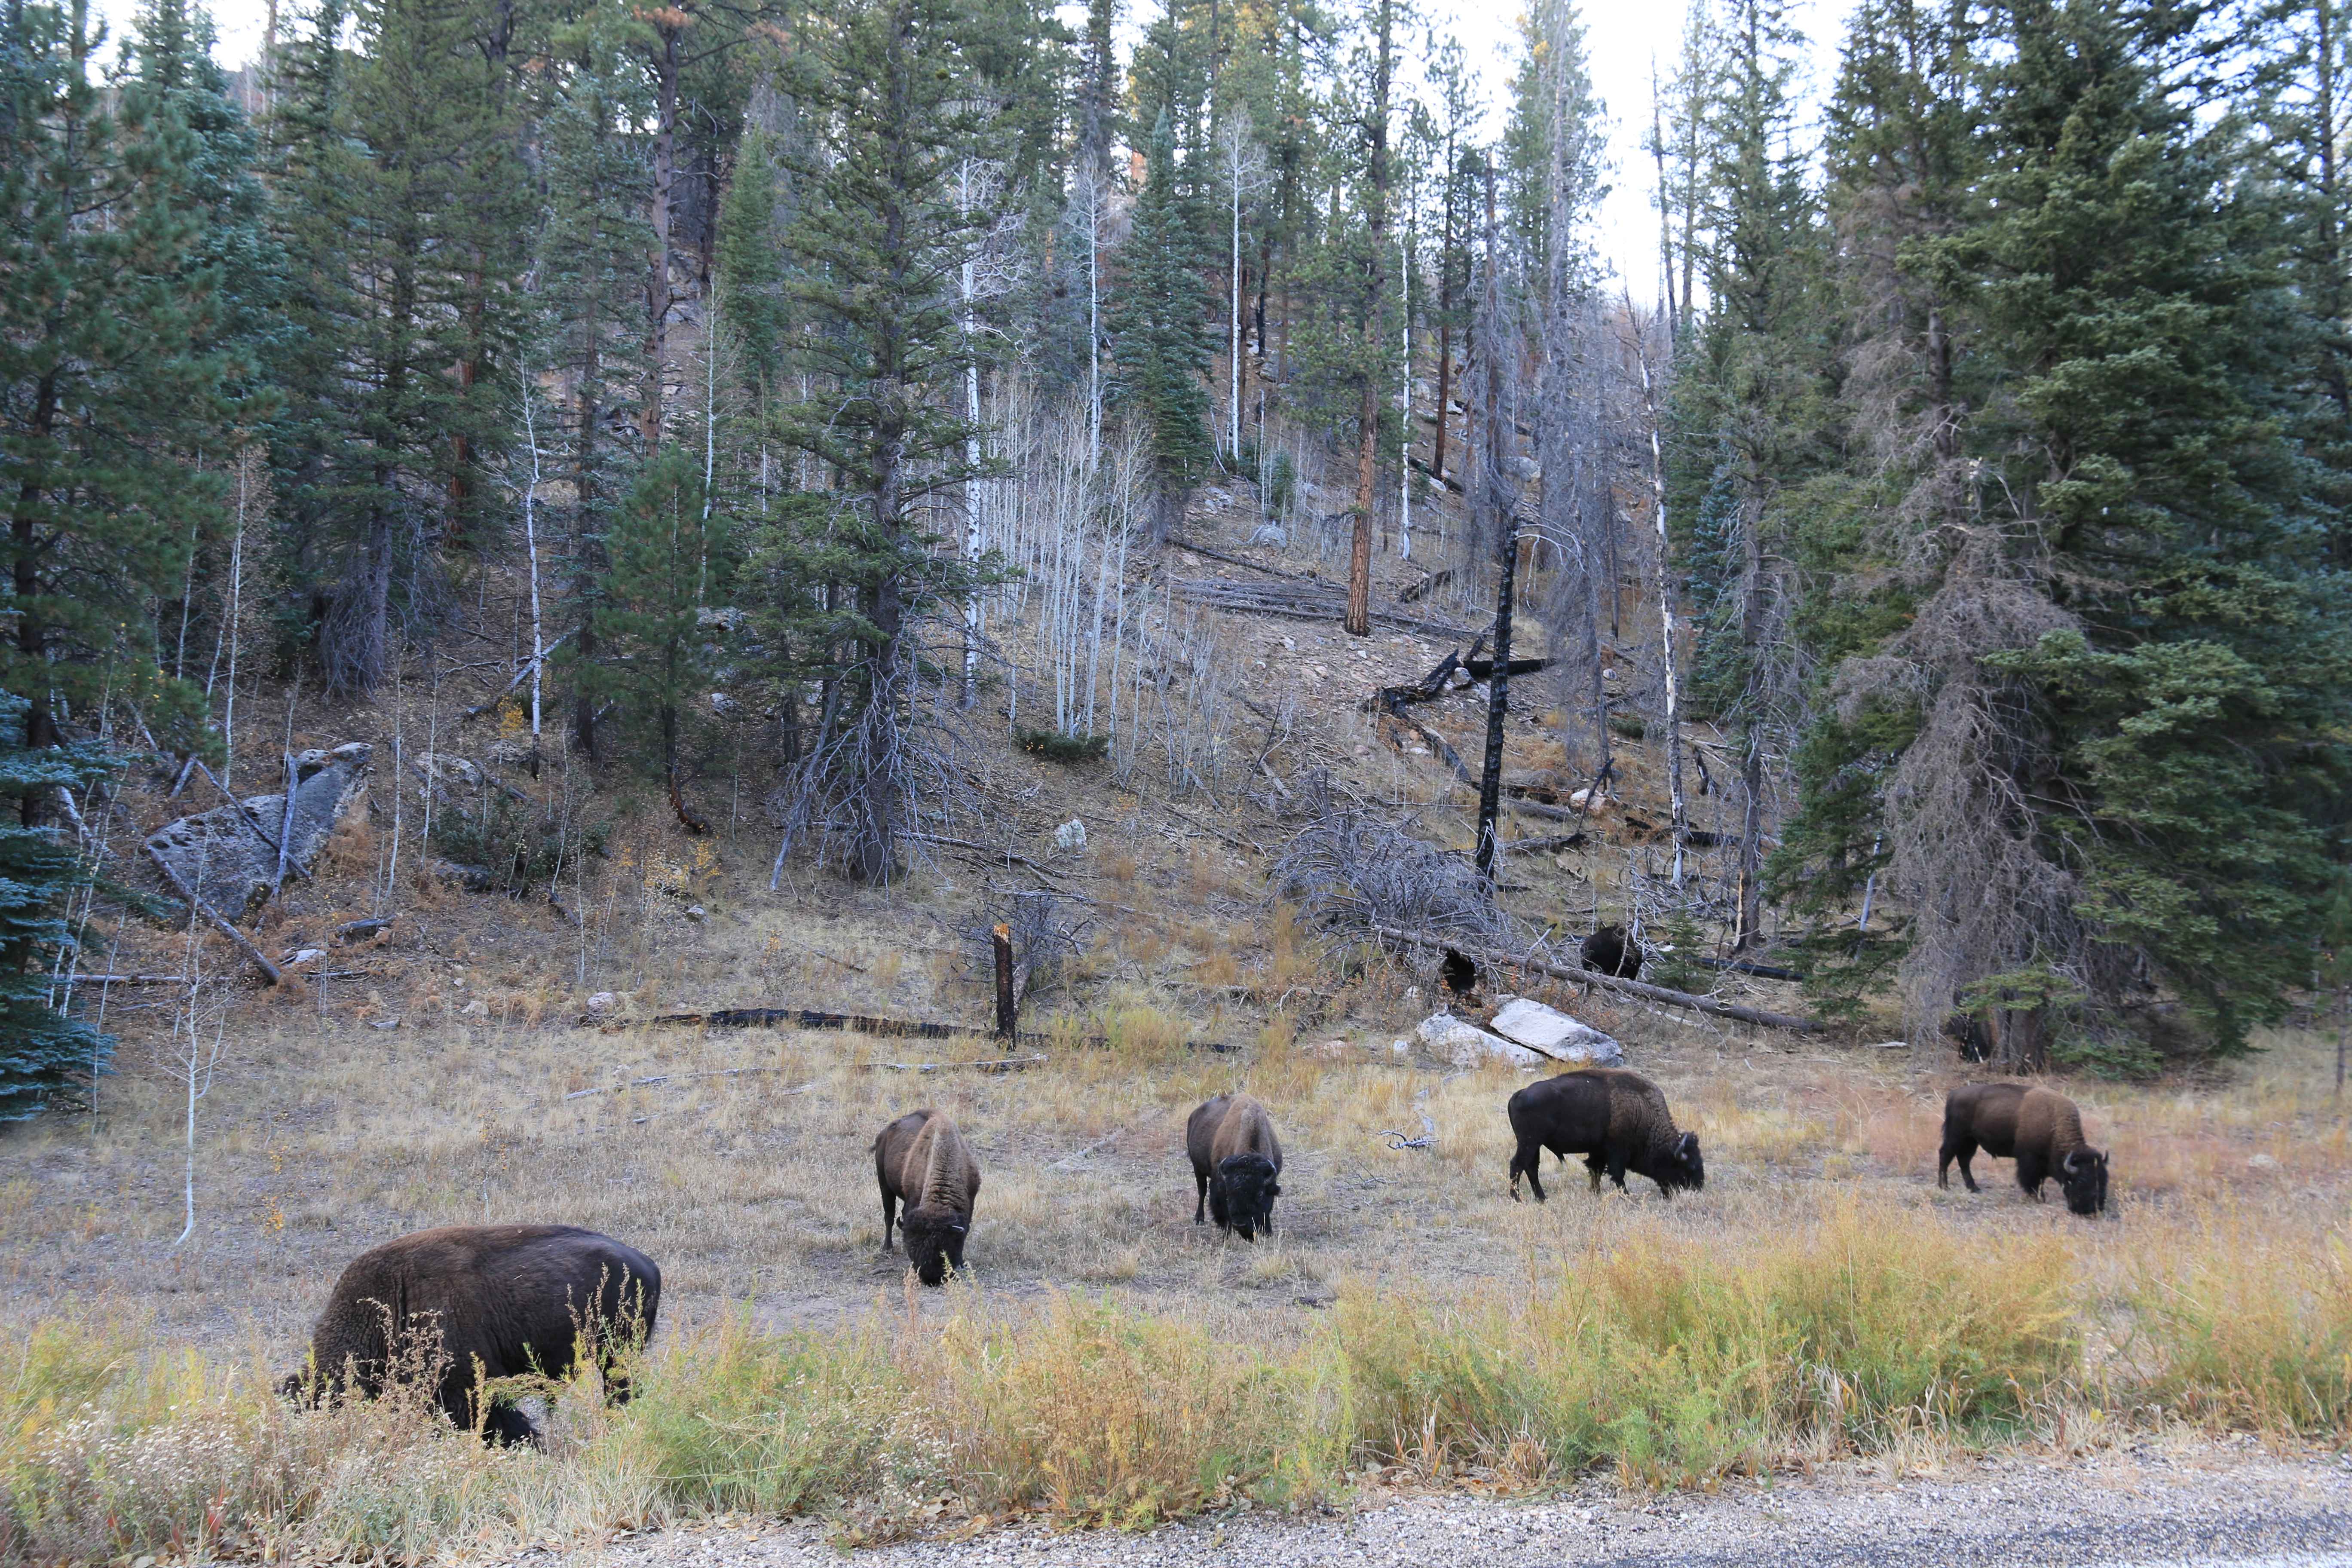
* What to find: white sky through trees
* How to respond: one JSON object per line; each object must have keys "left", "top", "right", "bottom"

{"left": 96, "top": 0, "right": 1855, "bottom": 302}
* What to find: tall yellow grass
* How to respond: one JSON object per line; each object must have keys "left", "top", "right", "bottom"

{"left": 7, "top": 1199, "right": 2343, "bottom": 1561}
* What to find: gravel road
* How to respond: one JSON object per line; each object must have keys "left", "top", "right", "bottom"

{"left": 512, "top": 1444, "right": 2351, "bottom": 1568}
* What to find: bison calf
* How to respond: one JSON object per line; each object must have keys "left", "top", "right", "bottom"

{"left": 875, "top": 1109, "right": 983, "bottom": 1284}
{"left": 1507, "top": 1068, "right": 1703, "bottom": 1201}
{"left": 1939, "top": 1083, "right": 2109, "bottom": 1216}
{"left": 1187, "top": 1093, "right": 1283, "bottom": 1240}
{"left": 283, "top": 1224, "right": 660, "bottom": 1446}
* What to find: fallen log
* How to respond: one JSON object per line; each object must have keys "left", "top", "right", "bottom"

{"left": 857, "top": 1054, "right": 1047, "bottom": 1074}
{"left": 143, "top": 845, "right": 281, "bottom": 985}
{"left": 647, "top": 1005, "right": 996, "bottom": 1039}
{"left": 1374, "top": 924, "right": 1824, "bottom": 1032}
{"left": 1164, "top": 536, "right": 1323, "bottom": 582}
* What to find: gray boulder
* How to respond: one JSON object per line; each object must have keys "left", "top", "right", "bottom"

{"left": 145, "top": 743, "right": 373, "bottom": 917}
{"left": 1489, "top": 996, "right": 1626, "bottom": 1066}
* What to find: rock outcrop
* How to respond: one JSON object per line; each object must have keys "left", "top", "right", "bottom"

{"left": 146, "top": 744, "right": 373, "bottom": 917}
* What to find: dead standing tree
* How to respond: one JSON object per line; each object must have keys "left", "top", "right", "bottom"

{"left": 1472, "top": 161, "right": 1518, "bottom": 882}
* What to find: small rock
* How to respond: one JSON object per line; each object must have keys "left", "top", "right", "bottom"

{"left": 461, "top": 999, "right": 488, "bottom": 1016}
{"left": 1568, "top": 787, "right": 1610, "bottom": 810}
{"left": 1390, "top": 1038, "right": 1411, "bottom": 1057}
{"left": 586, "top": 991, "right": 620, "bottom": 1016}
{"left": 2247, "top": 1153, "right": 2281, "bottom": 1171}
{"left": 1248, "top": 522, "right": 1287, "bottom": 547}
{"left": 281, "top": 948, "right": 327, "bottom": 968}
{"left": 685, "top": 904, "right": 707, "bottom": 921}
{"left": 1301, "top": 1038, "right": 1353, "bottom": 1060}
{"left": 370, "top": 1017, "right": 400, "bottom": 1030}
{"left": 1054, "top": 818, "right": 1087, "bottom": 851}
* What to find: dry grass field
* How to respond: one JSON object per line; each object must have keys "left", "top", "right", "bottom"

{"left": 4, "top": 850, "right": 2347, "bottom": 1559}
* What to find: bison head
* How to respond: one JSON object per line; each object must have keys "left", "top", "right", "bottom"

{"left": 1663, "top": 1130, "right": 1705, "bottom": 1193}
{"left": 1213, "top": 1152, "right": 1281, "bottom": 1240}
{"left": 899, "top": 1205, "right": 970, "bottom": 1286}
{"left": 2059, "top": 1148, "right": 2109, "bottom": 1216}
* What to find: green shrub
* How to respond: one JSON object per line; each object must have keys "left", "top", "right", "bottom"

{"left": 1014, "top": 728, "right": 1109, "bottom": 763}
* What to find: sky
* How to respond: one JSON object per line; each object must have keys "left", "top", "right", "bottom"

{"left": 89, "top": 0, "right": 1859, "bottom": 302}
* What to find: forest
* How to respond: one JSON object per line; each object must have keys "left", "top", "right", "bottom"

{"left": 4, "top": 0, "right": 2352, "bottom": 1123}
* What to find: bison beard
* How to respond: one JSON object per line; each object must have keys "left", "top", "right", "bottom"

{"left": 1187, "top": 1093, "right": 1284, "bottom": 1241}
{"left": 1506, "top": 1069, "right": 1703, "bottom": 1201}
{"left": 281, "top": 1225, "right": 661, "bottom": 1447}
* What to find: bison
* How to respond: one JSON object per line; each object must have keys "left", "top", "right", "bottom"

{"left": 1938, "top": 1083, "right": 2110, "bottom": 1216}
{"left": 875, "top": 1109, "right": 983, "bottom": 1284}
{"left": 1582, "top": 924, "right": 1643, "bottom": 980}
{"left": 1507, "top": 1068, "right": 1703, "bottom": 1201}
{"left": 1187, "top": 1093, "right": 1283, "bottom": 1240}
{"left": 282, "top": 1224, "right": 660, "bottom": 1446}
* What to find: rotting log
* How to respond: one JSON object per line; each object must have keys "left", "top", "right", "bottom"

{"left": 143, "top": 845, "right": 281, "bottom": 985}
{"left": 857, "top": 1054, "right": 1047, "bottom": 1074}
{"left": 1373, "top": 924, "right": 1824, "bottom": 1032}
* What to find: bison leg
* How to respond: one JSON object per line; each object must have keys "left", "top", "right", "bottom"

{"left": 1945, "top": 1140, "right": 1981, "bottom": 1193}
{"left": 482, "top": 1400, "right": 540, "bottom": 1448}
{"left": 880, "top": 1185, "right": 899, "bottom": 1252}
{"left": 1194, "top": 1168, "right": 1209, "bottom": 1224}
{"left": 1605, "top": 1152, "right": 1631, "bottom": 1193}
{"left": 1584, "top": 1153, "right": 1606, "bottom": 1193}
{"left": 2015, "top": 1149, "right": 2047, "bottom": 1201}
{"left": 1509, "top": 1140, "right": 1544, "bottom": 1202}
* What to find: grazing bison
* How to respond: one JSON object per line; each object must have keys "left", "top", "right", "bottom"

{"left": 283, "top": 1225, "right": 660, "bottom": 1446}
{"left": 1581, "top": 924, "right": 1643, "bottom": 980}
{"left": 875, "top": 1109, "right": 983, "bottom": 1285}
{"left": 1939, "top": 1083, "right": 2110, "bottom": 1216}
{"left": 1187, "top": 1093, "right": 1284, "bottom": 1240}
{"left": 1507, "top": 1068, "right": 1703, "bottom": 1201}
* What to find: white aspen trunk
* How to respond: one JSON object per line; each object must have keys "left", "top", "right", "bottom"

{"left": 701, "top": 280, "right": 718, "bottom": 606}
{"left": 520, "top": 364, "right": 545, "bottom": 738}
{"left": 961, "top": 161, "right": 983, "bottom": 708}
{"left": 1398, "top": 219, "right": 1412, "bottom": 563}
{"left": 1087, "top": 176, "right": 1103, "bottom": 469}
{"left": 385, "top": 655, "right": 403, "bottom": 911}
{"left": 1629, "top": 312, "right": 1690, "bottom": 885}
{"left": 1230, "top": 139, "right": 1242, "bottom": 464}
{"left": 221, "top": 458, "right": 246, "bottom": 791}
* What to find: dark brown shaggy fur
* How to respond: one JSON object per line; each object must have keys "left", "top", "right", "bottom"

{"left": 1581, "top": 924, "right": 1643, "bottom": 980}
{"left": 874, "top": 1109, "right": 983, "bottom": 1284}
{"left": 1939, "top": 1083, "right": 2110, "bottom": 1216}
{"left": 282, "top": 1225, "right": 659, "bottom": 1446}
{"left": 1186, "top": 1093, "right": 1284, "bottom": 1240}
{"left": 1507, "top": 1068, "right": 1703, "bottom": 1200}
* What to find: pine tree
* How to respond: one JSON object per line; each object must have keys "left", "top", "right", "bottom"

{"left": 589, "top": 450, "right": 727, "bottom": 819}
{"left": 533, "top": 2, "right": 656, "bottom": 759}
{"left": 764, "top": 0, "right": 998, "bottom": 883}
{"left": 1769, "top": 0, "right": 1979, "bottom": 1020}
{"left": 1951, "top": 0, "right": 2349, "bottom": 1054}
{"left": 269, "top": 0, "right": 525, "bottom": 695}
{"left": 1675, "top": 0, "right": 1832, "bottom": 950}
{"left": 0, "top": 694, "right": 114, "bottom": 1121}
{"left": 3, "top": 0, "right": 233, "bottom": 761}
{"left": 1111, "top": 111, "right": 1217, "bottom": 526}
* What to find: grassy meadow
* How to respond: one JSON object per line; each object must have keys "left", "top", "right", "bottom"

{"left": 3, "top": 847, "right": 2347, "bottom": 1559}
